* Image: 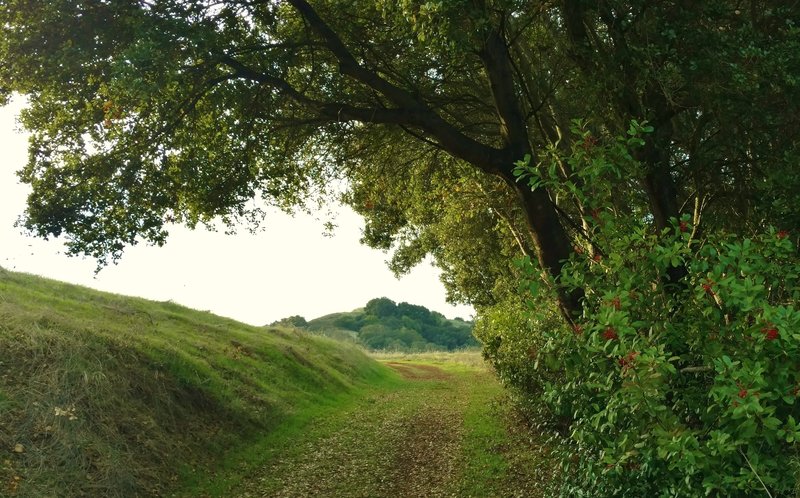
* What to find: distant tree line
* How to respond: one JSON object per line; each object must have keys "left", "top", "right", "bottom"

{"left": 271, "top": 297, "right": 476, "bottom": 352}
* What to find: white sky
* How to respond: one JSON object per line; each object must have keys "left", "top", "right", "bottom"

{"left": 0, "top": 98, "right": 474, "bottom": 325}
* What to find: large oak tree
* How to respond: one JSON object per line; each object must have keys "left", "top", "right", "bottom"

{"left": 2, "top": 0, "right": 798, "bottom": 321}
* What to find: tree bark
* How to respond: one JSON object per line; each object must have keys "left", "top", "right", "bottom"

{"left": 480, "top": 27, "right": 582, "bottom": 319}
{"left": 636, "top": 86, "right": 681, "bottom": 232}
{"left": 509, "top": 175, "right": 584, "bottom": 320}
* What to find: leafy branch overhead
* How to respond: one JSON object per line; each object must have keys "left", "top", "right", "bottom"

{"left": 3, "top": 1, "right": 799, "bottom": 317}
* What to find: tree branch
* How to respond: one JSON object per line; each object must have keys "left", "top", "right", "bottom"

{"left": 219, "top": 56, "right": 423, "bottom": 125}
{"left": 479, "top": 27, "right": 531, "bottom": 157}
{"left": 286, "top": 0, "right": 424, "bottom": 111}
{"left": 284, "top": 0, "right": 509, "bottom": 174}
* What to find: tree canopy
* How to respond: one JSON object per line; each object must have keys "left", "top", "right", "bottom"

{"left": 2, "top": 1, "right": 799, "bottom": 317}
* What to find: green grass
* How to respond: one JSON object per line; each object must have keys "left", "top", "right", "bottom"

{"left": 0, "top": 269, "right": 395, "bottom": 497}
{"left": 371, "top": 352, "right": 556, "bottom": 497}
{"left": 219, "top": 353, "right": 556, "bottom": 497}
{"left": 369, "top": 348, "right": 486, "bottom": 369}
{"left": 0, "top": 270, "right": 555, "bottom": 497}
{"left": 232, "top": 357, "right": 474, "bottom": 496}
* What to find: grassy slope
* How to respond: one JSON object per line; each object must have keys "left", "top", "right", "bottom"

{"left": 0, "top": 268, "right": 395, "bottom": 497}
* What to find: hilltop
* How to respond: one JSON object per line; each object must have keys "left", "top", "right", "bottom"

{"left": 0, "top": 268, "right": 394, "bottom": 497}
{"left": 271, "top": 297, "right": 478, "bottom": 352}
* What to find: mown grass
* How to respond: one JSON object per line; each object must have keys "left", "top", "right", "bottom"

{"left": 228, "top": 352, "right": 555, "bottom": 497}
{"left": 233, "top": 357, "right": 474, "bottom": 497}
{"left": 0, "top": 268, "right": 394, "bottom": 497}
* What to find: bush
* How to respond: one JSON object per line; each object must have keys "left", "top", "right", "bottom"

{"left": 479, "top": 121, "right": 800, "bottom": 496}
{"left": 508, "top": 221, "right": 800, "bottom": 496}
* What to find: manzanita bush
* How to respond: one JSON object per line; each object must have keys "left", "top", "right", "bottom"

{"left": 480, "top": 122, "right": 800, "bottom": 496}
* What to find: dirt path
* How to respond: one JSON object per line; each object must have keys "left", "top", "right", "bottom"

{"left": 380, "top": 363, "right": 463, "bottom": 497}
{"left": 236, "top": 362, "right": 489, "bottom": 497}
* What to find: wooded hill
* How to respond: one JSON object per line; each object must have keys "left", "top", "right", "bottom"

{"left": 271, "top": 298, "right": 476, "bottom": 352}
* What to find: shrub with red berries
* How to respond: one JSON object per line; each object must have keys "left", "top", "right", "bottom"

{"left": 762, "top": 324, "right": 780, "bottom": 341}
{"left": 618, "top": 351, "right": 639, "bottom": 373}
{"left": 511, "top": 220, "right": 800, "bottom": 497}
{"left": 602, "top": 327, "right": 618, "bottom": 340}
{"left": 499, "top": 124, "right": 800, "bottom": 497}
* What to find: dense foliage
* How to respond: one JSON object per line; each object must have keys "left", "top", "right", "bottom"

{"left": 477, "top": 126, "right": 800, "bottom": 496}
{"left": 3, "top": 0, "right": 800, "bottom": 494}
{"left": 274, "top": 298, "right": 477, "bottom": 352}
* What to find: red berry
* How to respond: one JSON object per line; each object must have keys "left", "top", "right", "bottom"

{"left": 610, "top": 297, "right": 621, "bottom": 310}
{"left": 679, "top": 220, "right": 689, "bottom": 233}
{"left": 602, "top": 327, "right": 618, "bottom": 340}
{"left": 573, "top": 324, "right": 584, "bottom": 335}
{"left": 702, "top": 281, "right": 715, "bottom": 296}
{"left": 761, "top": 323, "right": 779, "bottom": 341}
{"left": 618, "top": 351, "right": 639, "bottom": 371}
{"left": 777, "top": 230, "right": 789, "bottom": 240}
{"left": 738, "top": 389, "right": 748, "bottom": 399}
{"left": 593, "top": 253, "right": 603, "bottom": 263}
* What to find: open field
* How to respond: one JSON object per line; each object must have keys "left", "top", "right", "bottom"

{"left": 368, "top": 349, "right": 487, "bottom": 369}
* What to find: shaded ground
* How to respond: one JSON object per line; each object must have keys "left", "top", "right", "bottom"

{"left": 236, "top": 361, "right": 551, "bottom": 498}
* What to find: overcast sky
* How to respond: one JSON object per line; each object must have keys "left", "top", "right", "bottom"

{"left": 0, "top": 98, "right": 474, "bottom": 325}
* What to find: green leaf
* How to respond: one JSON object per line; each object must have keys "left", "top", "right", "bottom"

{"left": 763, "top": 416, "right": 782, "bottom": 430}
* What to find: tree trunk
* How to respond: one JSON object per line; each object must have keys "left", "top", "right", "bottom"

{"left": 479, "top": 27, "right": 583, "bottom": 321}
{"left": 503, "top": 172, "right": 584, "bottom": 321}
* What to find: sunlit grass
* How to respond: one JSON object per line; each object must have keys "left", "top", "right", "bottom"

{"left": 368, "top": 348, "right": 488, "bottom": 369}
{"left": 0, "top": 268, "right": 554, "bottom": 497}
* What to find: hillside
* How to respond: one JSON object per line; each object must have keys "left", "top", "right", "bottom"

{"left": 0, "top": 268, "right": 393, "bottom": 497}
{"left": 273, "top": 297, "right": 477, "bottom": 352}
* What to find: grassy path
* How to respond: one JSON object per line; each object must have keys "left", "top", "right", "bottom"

{"left": 232, "top": 358, "right": 551, "bottom": 498}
